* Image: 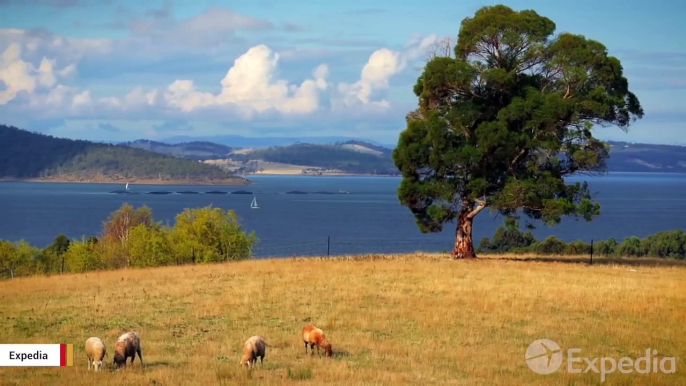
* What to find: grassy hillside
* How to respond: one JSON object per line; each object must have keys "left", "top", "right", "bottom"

{"left": 233, "top": 142, "right": 399, "bottom": 175}
{"left": 0, "top": 254, "right": 683, "bottom": 385}
{"left": 0, "top": 125, "right": 248, "bottom": 184}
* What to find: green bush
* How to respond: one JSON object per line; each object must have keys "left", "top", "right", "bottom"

{"left": 477, "top": 219, "right": 685, "bottom": 259}
{"left": 0, "top": 203, "right": 258, "bottom": 279}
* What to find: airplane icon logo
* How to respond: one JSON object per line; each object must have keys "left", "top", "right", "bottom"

{"left": 525, "top": 339, "right": 563, "bottom": 374}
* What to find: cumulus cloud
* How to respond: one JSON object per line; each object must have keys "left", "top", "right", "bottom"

{"left": 0, "top": 43, "right": 77, "bottom": 104}
{"left": 336, "top": 34, "right": 439, "bottom": 109}
{"left": 162, "top": 45, "right": 329, "bottom": 117}
{"left": 0, "top": 24, "right": 439, "bottom": 130}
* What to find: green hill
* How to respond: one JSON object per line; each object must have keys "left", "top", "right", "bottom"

{"left": 0, "top": 125, "right": 249, "bottom": 185}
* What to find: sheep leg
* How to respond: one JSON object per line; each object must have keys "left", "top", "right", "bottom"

{"left": 87, "top": 358, "right": 91, "bottom": 371}
{"left": 317, "top": 345, "right": 321, "bottom": 357}
{"left": 304, "top": 341, "right": 308, "bottom": 354}
{"left": 310, "top": 343, "right": 315, "bottom": 355}
{"left": 137, "top": 348, "right": 144, "bottom": 368}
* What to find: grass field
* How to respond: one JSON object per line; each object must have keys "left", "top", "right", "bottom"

{"left": 0, "top": 254, "right": 684, "bottom": 385}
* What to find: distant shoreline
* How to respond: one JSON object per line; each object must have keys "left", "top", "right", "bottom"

{"left": 246, "top": 171, "right": 400, "bottom": 177}
{"left": 1, "top": 177, "right": 252, "bottom": 186}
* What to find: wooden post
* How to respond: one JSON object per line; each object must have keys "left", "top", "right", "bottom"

{"left": 590, "top": 239, "right": 594, "bottom": 265}
{"left": 327, "top": 236, "right": 330, "bottom": 257}
{"left": 61, "top": 255, "right": 65, "bottom": 274}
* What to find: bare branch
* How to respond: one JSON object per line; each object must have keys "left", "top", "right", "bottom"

{"left": 424, "top": 37, "right": 453, "bottom": 62}
{"left": 467, "top": 201, "right": 488, "bottom": 219}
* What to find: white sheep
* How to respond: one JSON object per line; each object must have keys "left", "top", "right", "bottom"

{"left": 85, "top": 337, "right": 107, "bottom": 371}
{"left": 240, "top": 335, "right": 267, "bottom": 369}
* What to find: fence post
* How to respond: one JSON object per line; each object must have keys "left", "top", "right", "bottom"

{"left": 10, "top": 265, "right": 14, "bottom": 280}
{"left": 61, "top": 255, "right": 65, "bottom": 274}
{"left": 192, "top": 246, "right": 196, "bottom": 264}
{"left": 590, "top": 239, "right": 594, "bottom": 265}
{"left": 327, "top": 236, "right": 330, "bottom": 257}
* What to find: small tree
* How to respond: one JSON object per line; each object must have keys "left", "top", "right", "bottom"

{"left": 101, "top": 203, "right": 155, "bottom": 266}
{"left": 0, "top": 241, "right": 17, "bottom": 279}
{"left": 393, "top": 5, "right": 643, "bottom": 258}
{"left": 169, "top": 206, "right": 257, "bottom": 263}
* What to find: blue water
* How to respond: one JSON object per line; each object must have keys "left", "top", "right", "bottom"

{"left": 0, "top": 173, "right": 684, "bottom": 257}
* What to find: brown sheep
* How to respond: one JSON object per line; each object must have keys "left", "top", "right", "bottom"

{"left": 239, "top": 335, "right": 267, "bottom": 369}
{"left": 113, "top": 331, "right": 143, "bottom": 369}
{"left": 302, "top": 323, "right": 333, "bottom": 357}
{"left": 85, "top": 337, "right": 107, "bottom": 371}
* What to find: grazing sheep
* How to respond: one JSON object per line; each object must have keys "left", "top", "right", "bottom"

{"left": 239, "top": 335, "right": 267, "bottom": 369}
{"left": 85, "top": 337, "right": 107, "bottom": 371}
{"left": 113, "top": 331, "right": 143, "bottom": 369}
{"left": 302, "top": 323, "right": 333, "bottom": 357}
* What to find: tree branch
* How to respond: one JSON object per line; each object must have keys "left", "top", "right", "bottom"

{"left": 563, "top": 85, "right": 572, "bottom": 99}
{"left": 467, "top": 200, "right": 488, "bottom": 219}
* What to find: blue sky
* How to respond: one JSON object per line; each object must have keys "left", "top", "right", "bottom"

{"left": 0, "top": 0, "right": 684, "bottom": 145}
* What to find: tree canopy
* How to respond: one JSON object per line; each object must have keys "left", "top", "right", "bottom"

{"left": 392, "top": 5, "right": 644, "bottom": 258}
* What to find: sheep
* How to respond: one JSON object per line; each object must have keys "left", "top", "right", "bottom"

{"left": 85, "top": 337, "right": 107, "bottom": 371}
{"left": 239, "top": 335, "right": 267, "bottom": 369}
{"left": 302, "top": 323, "right": 333, "bottom": 357}
{"left": 113, "top": 331, "right": 143, "bottom": 369}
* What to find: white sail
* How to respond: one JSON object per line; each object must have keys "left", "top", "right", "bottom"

{"left": 125, "top": 183, "right": 129, "bottom": 190}
{"left": 250, "top": 196, "right": 259, "bottom": 209}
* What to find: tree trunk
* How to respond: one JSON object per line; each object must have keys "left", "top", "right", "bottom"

{"left": 451, "top": 199, "right": 488, "bottom": 259}
{"left": 452, "top": 208, "right": 477, "bottom": 259}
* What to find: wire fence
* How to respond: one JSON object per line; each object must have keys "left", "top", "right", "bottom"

{"left": 251, "top": 237, "right": 452, "bottom": 258}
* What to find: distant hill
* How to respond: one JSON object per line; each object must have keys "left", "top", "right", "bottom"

{"left": 232, "top": 141, "right": 399, "bottom": 175}
{"left": 120, "top": 136, "right": 686, "bottom": 175}
{"left": 0, "top": 125, "right": 249, "bottom": 185}
{"left": 161, "top": 134, "right": 392, "bottom": 149}
{"left": 604, "top": 141, "right": 686, "bottom": 172}
{"left": 120, "top": 139, "right": 233, "bottom": 160}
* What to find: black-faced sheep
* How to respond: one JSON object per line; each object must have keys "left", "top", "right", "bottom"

{"left": 113, "top": 331, "right": 143, "bottom": 369}
{"left": 240, "top": 335, "right": 267, "bottom": 369}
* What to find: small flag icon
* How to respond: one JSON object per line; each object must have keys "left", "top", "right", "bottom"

{"left": 0, "top": 344, "right": 73, "bottom": 367}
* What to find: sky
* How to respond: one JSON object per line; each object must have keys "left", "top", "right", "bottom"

{"left": 0, "top": 0, "right": 684, "bottom": 146}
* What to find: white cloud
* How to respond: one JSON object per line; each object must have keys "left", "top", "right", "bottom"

{"left": 1, "top": 27, "right": 438, "bottom": 125}
{"left": 335, "top": 34, "right": 439, "bottom": 109}
{"left": 0, "top": 43, "right": 76, "bottom": 104}
{"left": 163, "top": 44, "right": 329, "bottom": 117}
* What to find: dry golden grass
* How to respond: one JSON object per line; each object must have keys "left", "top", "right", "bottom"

{"left": 0, "top": 253, "right": 684, "bottom": 385}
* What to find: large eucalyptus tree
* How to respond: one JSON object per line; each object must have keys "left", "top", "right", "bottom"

{"left": 393, "top": 5, "right": 643, "bottom": 258}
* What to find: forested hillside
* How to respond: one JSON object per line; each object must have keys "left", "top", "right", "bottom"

{"left": 0, "top": 125, "right": 247, "bottom": 184}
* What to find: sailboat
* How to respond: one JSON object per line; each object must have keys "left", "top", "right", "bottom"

{"left": 250, "top": 196, "right": 259, "bottom": 209}
{"left": 125, "top": 183, "right": 129, "bottom": 190}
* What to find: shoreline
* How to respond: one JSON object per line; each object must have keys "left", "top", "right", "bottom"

{"left": 1, "top": 177, "right": 252, "bottom": 186}
{"left": 246, "top": 171, "right": 400, "bottom": 177}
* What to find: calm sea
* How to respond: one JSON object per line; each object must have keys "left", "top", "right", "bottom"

{"left": 0, "top": 173, "right": 684, "bottom": 258}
